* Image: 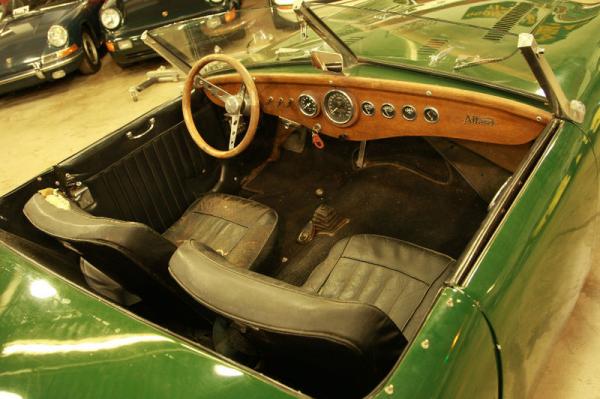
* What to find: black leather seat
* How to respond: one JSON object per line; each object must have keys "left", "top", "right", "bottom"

{"left": 303, "top": 234, "right": 455, "bottom": 340}
{"left": 23, "top": 190, "right": 278, "bottom": 305}
{"left": 168, "top": 234, "right": 455, "bottom": 394}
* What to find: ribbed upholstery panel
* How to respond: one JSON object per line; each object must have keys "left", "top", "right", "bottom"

{"left": 319, "top": 258, "right": 430, "bottom": 330}
{"left": 303, "top": 235, "right": 455, "bottom": 335}
{"left": 85, "top": 123, "right": 217, "bottom": 232}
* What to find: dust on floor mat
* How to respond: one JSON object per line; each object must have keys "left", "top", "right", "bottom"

{"left": 242, "top": 136, "right": 487, "bottom": 285}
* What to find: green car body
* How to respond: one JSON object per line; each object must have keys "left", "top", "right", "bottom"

{"left": 1, "top": 0, "right": 600, "bottom": 397}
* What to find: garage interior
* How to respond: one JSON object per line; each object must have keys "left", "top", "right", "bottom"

{"left": 0, "top": 1, "right": 598, "bottom": 397}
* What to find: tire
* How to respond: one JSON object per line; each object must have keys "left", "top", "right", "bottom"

{"left": 79, "top": 30, "right": 101, "bottom": 75}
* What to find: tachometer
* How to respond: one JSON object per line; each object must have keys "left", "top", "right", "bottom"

{"left": 323, "top": 90, "right": 354, "bottom": 125}
{"left": 298, "top": 93, "right": 319, "bottom": 117}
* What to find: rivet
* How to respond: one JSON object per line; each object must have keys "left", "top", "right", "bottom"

{"left": 328, "top": 80, "right": 333, "bottom": 85}
{"left": 426, "top": 90, "right": 432, "bottom": 96}
{"left": 282, "top": 257, "right": 288, "bottom": 263}
{"left": 315, "top": 188, "right": 325, "bottom": 197}
{"left": 233, "top": 176, "right": 238, "bottom": 181}
{"left": 54, "top": 181, "right": 60, "bottom": 186}
{"left": 536, "top": 116, "right": 542, "bottom": 122}
{"left": 36, "top": 177, "right": 42, "bottom": 182}
{"left": 384, "top": 384, "right": 394, "bottom": 395}
{"left": 421, "top": 339, "right": 430, "bottom": 349}
{"left": 446, "top": 298, "right": 454, "bottom": 307}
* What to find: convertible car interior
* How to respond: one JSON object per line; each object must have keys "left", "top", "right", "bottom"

{"left": 0, "top": 46, "right": 553, "bottom": 399}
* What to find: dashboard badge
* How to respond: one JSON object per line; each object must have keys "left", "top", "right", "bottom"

{"left": 424, "top": 106, "right": 440, "bottom": 123}
{"left": 361, "top": 101, "right": 375, "bottom": 116}
{"left": 401, "top": 105, "right": 417, "bottom": 121}
{"left": 381, "top": 103, "right": 395, "bottom": 119}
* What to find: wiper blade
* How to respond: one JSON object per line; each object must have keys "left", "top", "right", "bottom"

{"left": 453, "top": 50, "right": 517, "bottom": 71}
{"left": 275, "top": 47, "right": 310, "bottom": 60}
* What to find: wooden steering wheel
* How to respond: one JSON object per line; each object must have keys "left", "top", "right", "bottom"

{"left": 182, "top": 54, "right": 260, "bottom": 159}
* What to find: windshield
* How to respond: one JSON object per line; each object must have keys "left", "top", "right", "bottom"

{"left": 148, "top": 2, "right": 542, "bottom": 98}
{"left": 1, "top": 0, "right": 72, "bottom": 20}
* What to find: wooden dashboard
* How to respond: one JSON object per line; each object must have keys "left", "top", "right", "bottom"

{"left": 205, "top": 73, "right": 551, "bottom": 145}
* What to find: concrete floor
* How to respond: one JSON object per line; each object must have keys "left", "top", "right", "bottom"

{"left": 0, "top": 56, "right": 181, "bottom": 195}
{"left": 0, "top": 47, "right": 598, "bottom": 399}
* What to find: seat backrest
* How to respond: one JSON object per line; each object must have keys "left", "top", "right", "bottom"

{"left": 23, "top": 192, "right": 179, "bottom": 302}
{"left": 169, "top": 240, "right": 408, "bottom": 393}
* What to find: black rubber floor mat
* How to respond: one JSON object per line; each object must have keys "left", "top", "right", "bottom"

{"left": 242, "top": 136, "right": 487, "bottom": 285}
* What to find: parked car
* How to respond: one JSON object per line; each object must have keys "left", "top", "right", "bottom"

{"left": 0, "top": 0, "right": 104, "bottom": 95}
{"left": 99, "top": 0, "right": 242, "bottom": 66}
{"left": 1, "top": 0, "right": 599, "bottom": 398}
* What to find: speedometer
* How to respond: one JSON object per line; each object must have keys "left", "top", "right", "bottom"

{"left": 323, "top": 90, "right": 354, "bottom": 125}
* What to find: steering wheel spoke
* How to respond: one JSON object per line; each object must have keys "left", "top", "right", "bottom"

{"left": 182, "top": 54, "right": 260, "bottom": 159}
{"left": 228, "top": 114, "right": 241, "bottom": 150}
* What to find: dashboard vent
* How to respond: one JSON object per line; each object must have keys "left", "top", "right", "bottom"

{"left": 418, "top": 38, "right": 449, "bottom": 59}
{"left": 483, "top": 2, "right": 534, "bottom": 41}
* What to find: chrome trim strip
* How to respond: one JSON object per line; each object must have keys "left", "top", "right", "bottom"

{"left": 0, "top": 50, "right": 82, "bottom": 86}
{"left": 449, "top": 119, "right": 563, "bottom": 287}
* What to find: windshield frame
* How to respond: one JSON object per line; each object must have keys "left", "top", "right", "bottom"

{"left": 145, "top": 3, "right": 549, "bottom": 105}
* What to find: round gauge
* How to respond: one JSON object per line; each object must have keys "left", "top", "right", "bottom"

{"left": 402, "top": 105, "right": 417, "bottom": 121}
{"left": 323, "top": 90, "right": 354, "bottom": 125}
{"left": 424, "top": 106, "right": 440, "bottom": 123}
{"left": 361, "top": 101, "right": 375, "bottom": 116}
{"left": 381, "top": 103, "right": 396, "bottom": 119}
{"left": 298, "top": 93, "right": 319, "bottom": 117}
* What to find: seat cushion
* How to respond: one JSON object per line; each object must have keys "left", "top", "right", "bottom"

{"left": 163, "top": 193, "right": 278, "bottom": 270}
{"left": 303, "top": 234, "right": 455, "bottom": 339}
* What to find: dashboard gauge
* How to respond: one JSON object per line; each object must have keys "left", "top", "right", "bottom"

{"left": 323, "top": 90, "right": 354, "bottom": 125}
{"left": 381, "top": 103, "right": 396, "bottom": 119}
{"left": 401, "top": 104, "right": 417, "bottom": 121}
{"left": 298, "top": 93, "right": 319, "bottom": 117}
{"left": 424, "top": 106, "right": 440, "bottom": 123}
{"left": 361, "top": 101, "right": 375, "bottom": 116}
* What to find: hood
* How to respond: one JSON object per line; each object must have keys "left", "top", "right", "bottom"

{"left": 264, "top": 0, "right": 600, "bottom": 100}
{"left": 0, "top": 2, "right": 79, "bottom": 77}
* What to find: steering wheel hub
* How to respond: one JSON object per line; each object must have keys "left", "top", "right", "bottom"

{"left": 225, "top": 95, "right": 242, "bottom": 114}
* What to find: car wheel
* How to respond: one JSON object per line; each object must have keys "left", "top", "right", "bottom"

{"left": 79, "top": 30, "right": 101, "bottom": 75}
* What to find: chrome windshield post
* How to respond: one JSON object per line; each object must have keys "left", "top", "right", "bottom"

{"left": 141, "top": 30, "right": 191, "bottom": 75}
{"left": 518, "top": 33, "right": 585, "bottom": 123}
{"left": 292, "top": 0, "right": 358, "bottom": 70}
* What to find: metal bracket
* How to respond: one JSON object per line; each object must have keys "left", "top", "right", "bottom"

{"left": 293, "top": 0, "right": 358, "bottom": 69}
{"left": 518, "top": 33, "right": 585, "bottom": 123}
{"left": 355, "top": 141, "right": 367, "bottom": 168}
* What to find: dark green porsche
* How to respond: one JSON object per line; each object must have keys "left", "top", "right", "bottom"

{"left": 0, "top": 0, "right": 599, "bottom": 398}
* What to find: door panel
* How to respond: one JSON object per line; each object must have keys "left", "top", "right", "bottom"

{"left": 464, "top": 121, "right": 599, "bottom": 398}
{"left": 56, "top": 96, "right": 223, "bottom": 232}
{"left": 374, "top": 288, "right": 500, "bottom": 399}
